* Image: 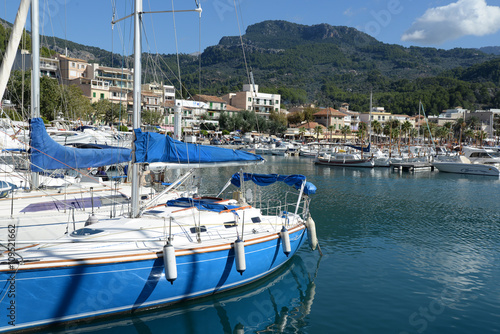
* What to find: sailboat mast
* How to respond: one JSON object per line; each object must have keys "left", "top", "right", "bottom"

{"left": 418, "top": 100, "right": 421, "bottom": 145}
{"left": 31, "top": 0, "right": 40, "bottom": 188}
{"left": 369, "top": 91, "right": 372, "bottom": 146}
{"left": 131, "top": 0, "right": 142, "bottom": 217}
{"left": 0, "top": 0, "right": 30, "bottom": 102}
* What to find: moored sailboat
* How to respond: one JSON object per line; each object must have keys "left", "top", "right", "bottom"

{"left": 0, "top": 1, "right": 319, "bottom": 332}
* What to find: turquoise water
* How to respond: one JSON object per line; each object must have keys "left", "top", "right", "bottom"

{"left": 44, "top": 156, "right": 500, "bottom": 333}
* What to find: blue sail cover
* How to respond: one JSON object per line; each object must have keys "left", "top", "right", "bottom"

{"left": 166, "top": 197, "right": 240, "bottom": 212}
{"left": 346, "top": 143, "right": 371, "bottom": 152}
{"left": 30, "top": 118, "right": 131, "bottom": 172}
{"left": 134, "top": 129, "right": 264, "bottom": 164}
{"left": 230, "top": 173, "right": 317, "bottom": 196}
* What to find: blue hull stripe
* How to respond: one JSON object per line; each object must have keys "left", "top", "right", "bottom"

{"left": 0, "top": 226, "right": 307, "bottom": 331}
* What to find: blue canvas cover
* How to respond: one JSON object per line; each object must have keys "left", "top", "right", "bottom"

{"left": 29, "top": 118, "right": 131, "bottom": 172}
{"left": 166, "top": 197, "right": 240, "bottom": 212}
{"left": 230, "top": 173, "right": 317, "bottom": 195}
{"left": 346, "top": 143, "right": 371, "bottom": 152}
{"left": 134, "top": 129, "right": 264, "bottom": 164}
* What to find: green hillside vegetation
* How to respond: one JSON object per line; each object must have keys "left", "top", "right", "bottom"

{"left": 2, "top": 19, "right": 500, "bottom": 118}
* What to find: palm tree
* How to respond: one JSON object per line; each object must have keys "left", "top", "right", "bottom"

{"left": 477, "top": 130, "right": 488, "bottom": 147}
{"left": 420, "top": 123, "right": 437, "bottom": 145}
{"left": 464, "top": 129, "right": 474, "bottom": 145}
{"left": 401, "top": 121, "right": 412, "bottom": 144}
{"left": 466, "top": 116, "right": 480, "bottom": 132}
{"left": 358, "top": 122, "right": 368, "bottom": 146}
{"left": 383, "top": 122, "right": 392, "bottom": 144}
{"left": 428, "top": 123, "right": 437, "bottom": 144}
{"left": 358, "top": 122, "right": 368, "bottom": 135}
{"left": 453, "top": 117, "right": 465, "bottom": 145}
{"left": 435, "top": 126, "right": 448, "bottom": 145}
{"left": 327, "top": 125, "right": 335, "bottom": 142}
{"left": 383, "top": 120, "right": 399, "bottom": 146}
{"left": 357, "top": 128, "right": 366, "bottom": 145}
{"left": 371, "top": 120, "right": 382, "bottom": 144}
{"left": 340, "top": 125, "right": 351, "bottom": 143}
{"left": 409, "top": 128, "right": 418, "bottom": 146}
{"left": 299, "top": 127, "right": 306, "bottom": 141}
{"left": 443, "top": 122, "right": 453, "bottom": 145}
{"left": 391, "top": 119, "right": 401, "bottom": 142}
{"left": 313, "top": 125, "right": 323, "bottom": 142}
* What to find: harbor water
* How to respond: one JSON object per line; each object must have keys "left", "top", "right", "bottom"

{"left": 42, "top": 156, "right": 500, "bottom": 334}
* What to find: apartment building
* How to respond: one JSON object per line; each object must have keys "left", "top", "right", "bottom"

{"left": 313, "top": 107, "right": 348, "bottom": 132}
{"left": 71, "top": 77, "right": 110, "bottom": 103}
{"left": 359, "top": 107, "right": 411, "bottom": 126}
{"left": 89, "top": 64, "right": 133, "bottom": 92}
{"left": 13, "top": 50, "right": 60, "bottom": 80}
{"left": 193, "top": 94, "right": 226, "bottom": 120}
{"left": 40, "top": 57, "right": 60, "bottom": 79}
{"left": 142, "top": 91, "right": 162, "bottom": 113}
{"left": 57, "top": 55, "right": 89, "bottom": 84}
{"left": 222, "top": 84, "right": 281, "bottom": 119}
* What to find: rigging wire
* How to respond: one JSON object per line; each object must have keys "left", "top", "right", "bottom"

{"left": 146, "top": 0, "right": 160, "bottom": 83}
{"left": 233, "top": 0, "right": 251, "bottom": 89}
{"left": 171, "top": 0, "right": 182, "bottom": 99}
{"left": 198, "top": 1, "right": 201, "bottom": 94}
{"left": 41, "top": 0, "right": 69, "bottom": 120}
{"left": 232, "top": 0, "right": 259, "bottom": 134}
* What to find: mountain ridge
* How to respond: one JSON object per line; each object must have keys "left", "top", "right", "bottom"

{"left": 2, "top": 19, "right": 500, "bottom": 114}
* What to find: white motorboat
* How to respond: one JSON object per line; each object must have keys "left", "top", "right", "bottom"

{"left": 462, "top": 147, "right": 500, "bottom": 164}
{"left": 433, "top": 155, "right": 500, "bottom": 176}
{"left": 433, "top": 147, "right": 500, "bottom": 176}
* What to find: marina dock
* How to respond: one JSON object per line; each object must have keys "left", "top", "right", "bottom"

{"left": 390, "top": 162, "right": 434, "bottom": 172}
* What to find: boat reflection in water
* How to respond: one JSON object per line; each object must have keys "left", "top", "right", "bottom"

{"left": 42, "top": 254, "right": 319, "bottom": 334}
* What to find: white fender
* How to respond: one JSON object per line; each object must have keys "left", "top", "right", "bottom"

{"left": 281, "top": 226, "right": 291, "bottom": 256}
{"left": 306, "top": 216, "right": 318, "bottom": 251}
{"left": 234, "top": 238, "right": 246, "bottom": 275}
{"left": 163, "top": 242, "right": 177, "bottom": 284}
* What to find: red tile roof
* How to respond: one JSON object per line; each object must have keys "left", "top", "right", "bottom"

{"left": 314, "top": 107, "right": 346, "bottom": 117}
{"left": 193, "top": 94, "right": 226, "bottom": 103}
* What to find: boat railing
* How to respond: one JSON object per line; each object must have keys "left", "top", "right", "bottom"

{"left": 257, "top": 191, "right": 309, "bottom": 223}
{"left": 262, "top": 199, "right": 282, "bottom": 218}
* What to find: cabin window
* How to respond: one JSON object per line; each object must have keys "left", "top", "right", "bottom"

{"left": 71, "top": 228, "right": 104, "bottom": 237}
{"left": 251, "top": 217, "right": 261, "bottom": 223}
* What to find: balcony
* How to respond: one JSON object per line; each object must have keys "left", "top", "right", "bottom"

{"left": 40, "top": 62, "right": 58, "bottom": 70}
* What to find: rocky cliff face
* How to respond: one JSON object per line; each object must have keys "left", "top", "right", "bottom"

{"left": 218, "top": 20, "right": 379, "bottom": 51}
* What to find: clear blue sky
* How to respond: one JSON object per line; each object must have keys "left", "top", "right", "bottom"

{"left": 2, "top": 0, "right": 500, "bottom": 55}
